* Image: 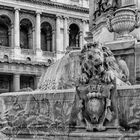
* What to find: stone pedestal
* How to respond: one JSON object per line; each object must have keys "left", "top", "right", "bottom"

{"left": 105, "top": 39, "right": 136, "bottom": 84}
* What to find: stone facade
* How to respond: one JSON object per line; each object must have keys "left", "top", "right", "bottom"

{"left": 0, "top": 0, "right": 89, "bottom": 93}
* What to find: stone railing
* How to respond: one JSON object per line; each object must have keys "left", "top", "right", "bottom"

{"left": 42, "top": 51, "right": 56, "bottom": 57}
{"left": 0, "top": 45, "right": 13, "bottom": 53}
{"left": 21, "top": 48, "right": 36, "bottom": 55}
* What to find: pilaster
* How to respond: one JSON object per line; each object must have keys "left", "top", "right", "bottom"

{"left": 36, "top": 11, "right": 42, "bottom": 57}
{"left": 14, "top": 8, "right": 20, "bottom": 48}
{"left": 52, "top": 30, "right": 55, "bottom": 52}
{"left": 56, "top": 14, "right": 63, "bottom": 59}
{"left": 79, "top": 31, "right": 83, "bottom": 49}
{"left": 13, "top": 74, "right": 20, "bottom": 91}
{"left": 64, "top": 16, "right": 69, "bottom": 51}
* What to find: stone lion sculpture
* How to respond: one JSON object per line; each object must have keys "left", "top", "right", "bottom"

{"left": 76, "top": 42, "right": 130, "bottom": 131}
{"left": 79, "top": 42, "right": 129, "bottom": 85}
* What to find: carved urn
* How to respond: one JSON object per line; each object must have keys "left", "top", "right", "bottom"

{"left": 107, "top": 8, "right": 139, "bottom": 40}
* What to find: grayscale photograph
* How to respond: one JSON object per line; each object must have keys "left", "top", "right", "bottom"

{"left": 0, "top": 0, "right": 139, "bottom": 139}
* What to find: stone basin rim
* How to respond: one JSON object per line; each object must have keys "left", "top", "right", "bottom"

{"left": 114, "top": 7, "right": 136, "bottom": 15}
{"left": 0, "top": 88, "right": 76, "bottom": 97}
{"left": 117, "top": 84, "right": 140, "bottom": 90}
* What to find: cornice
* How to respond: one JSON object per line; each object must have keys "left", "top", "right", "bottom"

{"left": 0, "top": 58, "right": 52, "bottom": 67}
{"left": 16, "top": 0, "right": 89, "bottom": 14}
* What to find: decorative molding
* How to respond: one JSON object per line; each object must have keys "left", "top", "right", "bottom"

{"left": 41, "top": 17, "right": 55, "bottom": 30}
{"left": 0, "top": 58, "right": 50, "bottom": 66}
{"left": 16, "top": 0, "right": 89, "bottom": 14}
{"left": 68, "top": 17, "right": 82, "bottom": 31}
{"left": 36, "top": 10, "right": 42, "bottom": 15}
{"left": 56, "top": 14, "right": 63, "bottom": 19}
{"left": 20, "top": 13, "right": 36, "bottom": 28}
{"left": 21, "top": 49, "right": 36, "bottom": 55}
{"left": 0, "top": 9, "right": 14, "bottom": 24}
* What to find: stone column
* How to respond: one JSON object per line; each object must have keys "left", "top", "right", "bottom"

{"left": 35, "top": 75, "right": 40, "bottom": 89}
{"left": 56, "top": 15, "right": 62, "bottom": 59}
{"left": 36, "top": 11, "right": 41, "bottom": 51}
{"left": 79, "top": 31, "right": 83, "bottom": 49}
{"left": 8, "top": 28, "right": 11, "bottom": 47}
{"left": 14, "top": 8, "right": 20, "bottom": 48}
{"left": 64, "top": 16, "right": 69, "bottom": 51}
{"left": 82, "top": 19, "right": 86, "bottom": 45}
{"left": 11, "top": 24, "right": 14, "bottom": 48}
{"left": 28, "top": 28, "right": 32, "bottom": 49}
{"left": 52, "top": 30, "right": 55, "bottom": 52}
{"left": 13, "top": 74, "right": 20, "bottom": 91}
{"left": 32, "top": 26, "right": 35, "bottom": 50}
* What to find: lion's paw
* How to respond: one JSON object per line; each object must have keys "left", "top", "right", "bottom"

{"left": 103, "top": 70, "right": 115, "bottom": 83}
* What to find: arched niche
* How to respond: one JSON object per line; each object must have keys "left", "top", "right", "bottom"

{"left": 69, "top": 23, "right": 80, "bottom": 49}
{"left": 0, "top": 15, "right": 11, "bottom": 47}
{"left": 20, "top": 18, "right": 33, "bottom": 49}
{"left": 41, "top": 22, "right": 52, "bottom": 52}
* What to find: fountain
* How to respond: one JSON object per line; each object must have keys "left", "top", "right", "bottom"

{"left": 1, "top": 2, "right": 140, "bottom": 140}
{"left": 0, "top": 41, "right": 140, "bottom": 140}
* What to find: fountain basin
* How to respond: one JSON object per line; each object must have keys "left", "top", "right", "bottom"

{"left": 0, "top": 89, "right": 77, "bottom": 137}
{"left": 117, "top": 85, "right": 140, "bottom": 130}
{"left": 0, "top": 85, "right": 140, "bottom": 139}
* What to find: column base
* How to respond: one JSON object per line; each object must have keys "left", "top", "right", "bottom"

{"left": 56, "top": 50, "right": 65, "bottom": 60}
{"left": 14, "top": 47, "right": 21, "bottom": 59}
{"left": 36, "top": 48, "right": 42, "bottom": 58}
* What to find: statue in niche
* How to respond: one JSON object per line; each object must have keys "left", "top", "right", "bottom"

{"left": 94, "top": 0, "right": 120, "bottom": 20}
{"left": 76, "top": 42, "right": 130, "bottom": 131}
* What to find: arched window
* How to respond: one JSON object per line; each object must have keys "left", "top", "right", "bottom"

{"left": 69, "top": 24, "right": 80, "bottom": 49}
{"left": 20, "top": 19, "right": 33, "bottom": 49}
{"left": 41, "top": 22, "right": 52, "bottom": 52}
{"left": 0, "top": 15, "right": 11, "bottom": 47}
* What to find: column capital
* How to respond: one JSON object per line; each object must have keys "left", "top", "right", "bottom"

{"left": 79, "top": 31, "right": 83, "bottom": 35}
{"left": 14, "top": 7, "right": 20, "bottom": 11}
{"left": 52, "top": 29, "right": 55, "bottom": 34}
{"left": 56, "top": 14, "right": 62, "bottom": 19}
{"left": 67, "top": 28, "right": 70, "bottom": 34}
{"left": 36, "top": 10, "right": 42, "bottom": 15}
{"left": 32, "top": 26, "right": 35, "bottom": 32}
{"left": 11, "top": 23, "right": 14, "bottom": 29}
{"left": 63, "top": 16, "right": 69, "bottom": 20}
{"left": 82, "top": 19, "right": 89, "bottom": 23}
{"left": 14, "top": 73, "right": 20, "bottom": 77}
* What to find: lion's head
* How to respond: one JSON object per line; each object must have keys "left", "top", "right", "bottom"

{"left": 80, "top": 42, "right": 107, "bottom": 77}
